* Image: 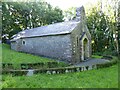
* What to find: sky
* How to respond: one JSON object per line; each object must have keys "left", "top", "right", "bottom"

{"left": 9, "top": 0, "right": 99, "bottom": 10}
{"left": 45, "top": 0, "right": 99, "bottom": 10}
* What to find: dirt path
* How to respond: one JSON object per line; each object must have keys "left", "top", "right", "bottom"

{"left": 73, "top": 59, "right": 110, "bottom": 67}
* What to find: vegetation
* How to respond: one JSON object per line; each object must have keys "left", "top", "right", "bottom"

{"left": 92, "top": 55, "right": 102, "bottom": 59}
{"left": 2, "top": 1, "right": 64, "bottom": 42}
{"left": 1, "top": 44, "right": 118, "bottom": 88}
{"left": 2, "top": 65, "right": 118, "bottom": 88}
{"left": 117, "top": 1, "right": 120, "bottom": 58}
{"left": 64, "top": 0, "right": 119, "bottom": 57}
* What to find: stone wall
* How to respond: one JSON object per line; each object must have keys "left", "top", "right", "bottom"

{"left": 71, "top": 22, "right": 91, "bottom": 63}
{"left": 19, "top": 34, "right": 72, "bottom": 62}
{"left": 70, "top": 22, "right": 83, "bottom": 63}
{"left": 11, "top": 39, "right": 22, "bottom": 51}
{"left": 2, "top": 60, "right": 117, "bottom": 76}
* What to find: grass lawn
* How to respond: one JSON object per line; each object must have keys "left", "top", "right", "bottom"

{"left": 92, "top": 55, "right": 102, "bottom": 59}
{"left": 2, "top": 64, "right": 118, "bottom": 88}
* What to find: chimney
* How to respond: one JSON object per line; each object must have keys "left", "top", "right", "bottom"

{"left": 75, "top": 6, "right": 85, "bottom": 22}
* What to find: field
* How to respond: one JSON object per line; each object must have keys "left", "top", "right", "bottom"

{"left": 1, "top": 44, "right": 119, "bottom": 88}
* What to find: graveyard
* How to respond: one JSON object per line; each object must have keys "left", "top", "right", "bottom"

{"left": 1, "top": 43, "right": 118, "bottom": 88}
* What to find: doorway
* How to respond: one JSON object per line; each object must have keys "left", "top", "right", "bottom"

{"left": 83, "top": 38, "right": 89, "bottom": 60}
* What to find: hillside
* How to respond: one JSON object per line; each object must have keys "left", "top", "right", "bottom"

{"left": 1, "top": 44, "right": 55, "bottom": 63}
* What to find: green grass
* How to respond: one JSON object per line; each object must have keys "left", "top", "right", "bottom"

{"left": 2, "top": 65, "right": 118, "bottom": 88}
{"left": 92, "top": 54, "right": 119, "bottom": 63}
{"left": 1, "top": 44, "right": 58, "bottom": 63}
{"left": 1, "top": 44, "right": 118, "bottom": 88}
{"left": 92, "top": 55, "right": 102, "bottom": 59}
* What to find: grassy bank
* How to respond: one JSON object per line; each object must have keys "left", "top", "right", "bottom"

{"left": 2, "top": 64, "right": 118, "bottom": 88}
{"left": 1, "top": 44, "right": 68, "bottom": 69}
{"left": 1, "top": 44, "right": 55, "bottom": 63}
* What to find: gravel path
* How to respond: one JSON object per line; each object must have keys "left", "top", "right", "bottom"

{"left": 73, "top": 59, "right": 110, "bottom": 67}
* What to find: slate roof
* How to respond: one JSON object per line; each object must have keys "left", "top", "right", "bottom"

{"left": 11, "top": 20, "right": 79, "bottom": 41}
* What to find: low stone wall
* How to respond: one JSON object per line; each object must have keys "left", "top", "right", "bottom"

{"left": 96, "top": 60, "right": 117, "bottom": 69}
{"left": 2, "top": 62, "right": 62, "bottom": 70}
{"left": 2, "top": 65, "right": 96, "bottom": 76}
{"left": 2, "top": 60, "right": 117, "bottom": 76}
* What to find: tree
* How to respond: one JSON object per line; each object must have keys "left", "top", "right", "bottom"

{"left": 116, "top": 1, "right": 120, "bottom": 58}
{"left": 86, "top": 7, "right": 111, "bottom": 54}
{"left": 63, "top": 7, "right": 76, "bottom": 21}
{"left": 63, "top": 1, "right": 119, "bottom": 55}
{"left": 2, "top": 1, "right": 64, "bottom": 42}
{"left": 0, "top": 1, "right": 2, "bottom": 39}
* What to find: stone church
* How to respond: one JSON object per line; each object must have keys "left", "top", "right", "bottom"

{"left": 11, "top": 6, "right": 91, "bottom": 64}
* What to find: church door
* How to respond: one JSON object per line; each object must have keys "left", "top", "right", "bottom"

{"left": 83, "top": 38, "right": 89, "bottom": 60}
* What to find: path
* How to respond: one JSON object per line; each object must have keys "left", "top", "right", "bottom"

{"left": 73, "top": 59, "right": 110, "bottom": 67}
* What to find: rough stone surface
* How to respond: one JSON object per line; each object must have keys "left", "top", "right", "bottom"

{"left": 26, "top": 69, "right": 34, "bottom": 76}
{"left": 19, "top": 34, "right": 72, "bottom": 62}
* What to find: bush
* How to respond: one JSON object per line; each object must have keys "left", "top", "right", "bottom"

{"left": 96, "top": 60, "right": 118, "bottom": 69}
{"left": 102, "top": 50, "right": 118, "bottom": 56}
{"left": 101, "top": 55, "right": 113, "bottom": 60}
{"left": 93, "top": 52, "right": 102, "bottom": 56}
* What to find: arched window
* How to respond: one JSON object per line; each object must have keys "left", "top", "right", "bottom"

{"left": 22, "top": 40, "right": 25, "bottom": 45}
{"left": 77, "top": 37, "right": 79, "bottom": 46}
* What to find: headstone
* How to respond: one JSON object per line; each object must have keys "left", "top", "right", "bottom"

{"left": 88, "top": 65, "right": 92, "bottom": 70}
{"left": 92, "top": 65, "right": 97, "bottom": 69}
{"left": 52, "top": 71, "right": 56, "bottom": 74}
{"left": 65, "top": 69, "right": 69, "bottom": 73}
{"left": 76, "top": 67, "right": 80, "bottom": 72}
{"left": 84, "top": 66, "right": 87, "bottom": 71}
{"left": 46, "top": 70, "right": 51, "bottom": 74}
{"left": 26, "top": 69, "right": 34, "bottom": 76}
{"left": 56, "top": 71, "right": 59, "bottom": 74}
{"left": 81, "top": 67, "right": 84, "bottom": 71}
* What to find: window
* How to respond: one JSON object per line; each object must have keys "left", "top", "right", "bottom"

{"left": 22, "top": 40, "right": 25, "bottom": 45}
{"left": 77, "top": 37, "right": 79, "bottom": 46}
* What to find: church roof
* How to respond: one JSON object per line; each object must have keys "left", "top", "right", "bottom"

{"left": 11, "top": 20, "right": 79, "bottom": 41}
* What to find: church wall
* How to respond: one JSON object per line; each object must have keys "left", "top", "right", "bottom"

{"left": 71, "top": 22, "right": 83, "bottom": 63}
{"left": 71, "top": 22, "right": 91, "bottom": 63}
{"left": 11, "top": 39, "right": 22, "bottom": 51}
{"left": 18, "top": 34, "right": 73, "bottom": 63}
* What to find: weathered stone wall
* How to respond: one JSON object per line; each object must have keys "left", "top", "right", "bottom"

{"left": 11, "top": 41, "right": 17, "bottom": 50}
{"left": 71, "top": 22, "right": 84, "bottom": 63}
{"left": 84, "top": 25, "right": 92, "bottom": 58}
{"left": 19, "top": 34, "right": 72, "bottom": 62}
{"left": 71, "top": 22, "right": 91, "bottom": 63}
{"left": 11, "top": 39, "right": 22, "bottom": 51}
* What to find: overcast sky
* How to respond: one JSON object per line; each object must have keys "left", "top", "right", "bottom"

{"left": 45, "top": 0, "right": 99, "bottom": 10}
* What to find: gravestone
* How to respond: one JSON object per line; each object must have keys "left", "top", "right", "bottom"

{"left": 26, "top": 69, "right": 34, "bottom": 76}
